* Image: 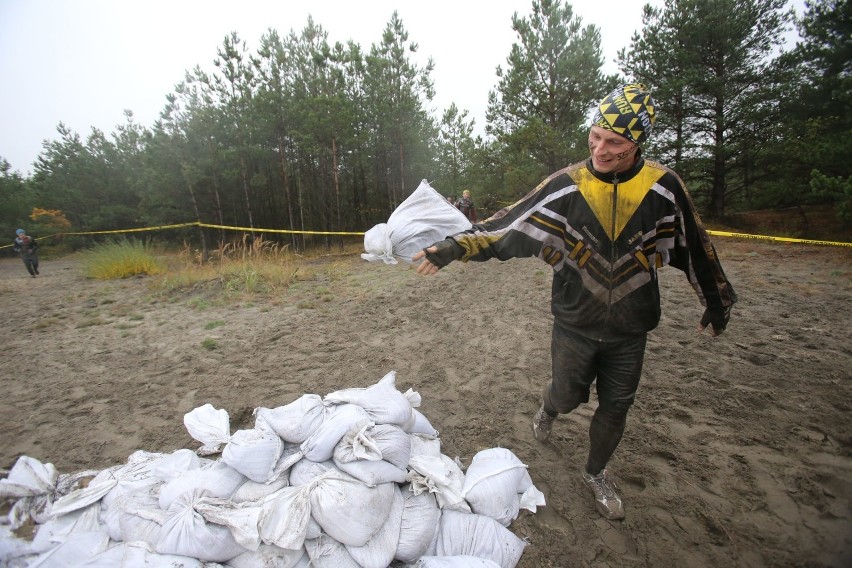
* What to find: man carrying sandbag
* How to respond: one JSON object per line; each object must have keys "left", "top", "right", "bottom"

{"left": 12, "top": 228, "right": 40, "bottom": 277}
{"left": 413, "top": 84, "right": 737, "bottom": 520}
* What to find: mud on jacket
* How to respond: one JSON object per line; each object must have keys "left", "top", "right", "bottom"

{"left": 440, "top": 155, "right": 737, "bottom": 339}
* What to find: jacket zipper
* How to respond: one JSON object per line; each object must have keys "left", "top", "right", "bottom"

{"left": 604, "top": 173, "right": 619, "bottom": 331}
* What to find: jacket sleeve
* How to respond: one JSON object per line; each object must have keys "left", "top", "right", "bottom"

{"left": 666, "top": 175, "right": 737, "bottom": 310}
{"left": 443, "top": 168, "right": 574, "bottom": 264}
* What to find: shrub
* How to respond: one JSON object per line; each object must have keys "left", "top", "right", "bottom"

{"left": 79, "top": 239, "right": 164, "bottom": 280}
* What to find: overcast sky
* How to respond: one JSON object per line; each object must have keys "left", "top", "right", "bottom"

{"left": 0, "top": 0, "right": 802, "bottom": 176}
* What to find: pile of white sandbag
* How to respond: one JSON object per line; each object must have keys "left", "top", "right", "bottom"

{"left": 0, "top": 371, "right": 545, "bottom": 567}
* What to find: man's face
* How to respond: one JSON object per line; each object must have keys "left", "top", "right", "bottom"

{"left": 588, "top": 126, "right": 639, "bottom": 174}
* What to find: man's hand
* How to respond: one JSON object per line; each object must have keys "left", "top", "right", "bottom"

{"left": 698, "top": 306, "right": 732, "bottom": 336}
{"left": 412, "top": 247, "right": 441, "bottom": 275}
{"left": 412, "top": 239, "right": 462, "bottom": 275}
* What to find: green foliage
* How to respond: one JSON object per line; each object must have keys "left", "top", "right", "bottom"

{"left": 0, "top": 158, "right": 37, "bottom": 239}
{"left": 200, "top": 338, "right": 219, "bottom": 350}
{"left": 487, "top": 0, "right": 615, "bottom": 175}
{"left": 6, "top": 2, "right": 850, "bottom": 241}
{"left": 810, "top": 170, "right": 852, "bottom": 224}
{"left": 618, "top": 0, "right": 794, "bottom": 218}
{"left": 79, "top": 239, "right": 164, "bottom": 280}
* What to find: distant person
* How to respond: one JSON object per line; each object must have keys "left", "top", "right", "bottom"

{"left": 454, "top": 190, "right": 478, "bottom": 222}
{"left": 413, "top": 84, "right": 736, "bottom": 520}
{"left": 13, "top": 228, "right": 40, "bottom": 277}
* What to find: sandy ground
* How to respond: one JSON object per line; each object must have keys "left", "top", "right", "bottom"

{"left": 1, "top": 238, "right": 850, "bottom": 567}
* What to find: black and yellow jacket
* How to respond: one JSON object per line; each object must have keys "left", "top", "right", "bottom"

{"left": 436, "top": 155, "right": 737, "bottom": 339}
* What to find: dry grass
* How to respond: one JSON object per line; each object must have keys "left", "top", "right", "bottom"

{"left": 154, "top": 236, "right": 364, "bottom": 302}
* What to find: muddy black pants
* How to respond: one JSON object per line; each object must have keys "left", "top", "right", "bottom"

{"left": 542, "top": 321, "right": 647, "bottom": 475}
{"left": 22, "top": 253, "right": 39, "bottom": 276}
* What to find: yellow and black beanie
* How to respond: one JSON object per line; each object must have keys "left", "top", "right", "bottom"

{"left": 591, "top": 83, "right": 656, "bottom": 144}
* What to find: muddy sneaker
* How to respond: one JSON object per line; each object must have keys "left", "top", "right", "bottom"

{"left": 582, "top": 469, "right": 625, "bottom": 520}
{"left": 532, "top": 405, "right": 555, "bottom": 442}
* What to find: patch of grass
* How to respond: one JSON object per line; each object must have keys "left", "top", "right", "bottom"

{"left": 79, "top": 239, "right": 164, "bottom": 280}
{"left": 201, "top": 338, "right": 219, "bottom": 350}
{"left": 188, "top": 298, "right": 212, "bottom": 311}
{"left": 34, "top": 318, "right": 60, "bottom": 329}
{"left": 76, "top": 318, "right": 107, "bottom": 329}
{"left": 204, "top": 320, "right": 226, "bottom": 330}
{"left": 128, "top": 314, "right": 144, "bottom": 321}
{"left": 155, "top": 237, "right": 302, "bottom": 300}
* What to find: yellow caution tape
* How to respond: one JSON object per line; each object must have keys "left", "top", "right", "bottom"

{"left": 3, "top": 222, "right": 849, "bottom": 250}
{"left": 196, "top": 222, "right": 365, "bottom": 236}
{"left": 0, "top": 222, "right": 364, "bottom": 250}
{"left": 56, "top": 222, "right": 198, "bottom": 235}
{"left": 707, "top": 230, "right": 852, "bottom": 248}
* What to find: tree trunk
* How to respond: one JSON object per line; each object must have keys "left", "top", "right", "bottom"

{"left": 184, "top": 176, "right": 209, "bottom": 262}
{"left": 710, "top": 94, "right": 727, "bottom": 218}
{"left": 277, "top": 133, "right": 297, "bottom": 250}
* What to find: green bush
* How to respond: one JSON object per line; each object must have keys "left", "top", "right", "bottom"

{"left": 79, "top": 239, "right": 164, "bottom": 280}
{"left": 811, "top": 170, "right": 852, "bottom": 225}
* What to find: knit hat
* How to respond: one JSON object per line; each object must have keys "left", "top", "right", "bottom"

{"left": 591, "top": 83, "right": 656, "bottom": 144}
{"left": 16, "top": 229, "right": 25, "bottom": 235}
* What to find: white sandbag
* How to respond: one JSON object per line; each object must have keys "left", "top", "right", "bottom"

{"left": 304, "top": 515, "right": 323, "bottom": 540}
{"left": 222, "top": 426, "right": 284, "bottom": 483}
{"left": 158, "top": 460, "right": 245, "bottom": 510}
{"left": 414, "top": 556, "right": 502, "bottom": 567}
{"left": 304, "top": 534, "right": 361, "bottom": 568}
{"left": 299, "top": 403, "right": 370, "bottom": 463}
{"left": 0, "top": 456, "right": 57, "bottom": 499}
{"left": 195, "top": 496, "right": 267, "bottom": 551}
{"left": 151, "top": 448, "right": 201, "bottom": 482}
{"left": 395, "top": 485, "right": 442, "bottom": 563}
{"left": 435, "top": 510, "right": 526, "bottom": 568}
{"left": 404, "top": 387, "right": 423, "bottom": 409}
{"left": 227, "top": 543, "right": 310, "bottom": 568}
{"left": 404, "top": 408, "right": 441, "bottom": 437}
{"left": 24, "top": 530, "right": 110, "bottom": 566}
{"left": 270, "top": 442, "right": 303, "bottom": 480}
{"left": 461, "top": 448, "right": 545, "bottom": 527}
{"left": 254, "top": 394, "right": 325, "bottom": 444}
{"left": 345, "top": 484, "right": 405, "bottom": 568}
{"left": 231, "top": 475, "right": 289, "bottom": 504}
{"left": 28, "top": 504, "right": 103, "bottom": 555}
{"left": 361, "top": 179, "right": 472, "bottom": 264}
{"left": 80, "top": 540, "right": 209, "bottom": 567}
{"left": 48, "top": 477, "right": 116, "bottom": 519}
{"left": 0, "top": 456, "right": 58, "bottom": 528}
{"left": 309, "top": 469, "right": 395, "bottom": 547}
{"left": 409, "top": 433, "right": 443, "bottom": 459}
{"left": 0, "top": 525, "right": 34, "bottom": 564}
{"left": 156, "top": 489, "right": 248, "bottom": 562}
{"left": 116, "top": 490, "right": 165, "bottom": 546}
{"left": 257, "top": 484, "right": 313, "bottom": 551}
{"left": 333, "top": 421, "right": 410, "bottom": 486}
{"left": 98, "top": 482, "right": 160, "bottom": 543}
{"left": 184, "top": 403, "right": 231, "bottom": 455}
{"left": 95, "top": 451, "right": 170, "bottom": 511}
{"left": 334, "top": 454, "right": 407, "bottom": 487}
{"left": 324, "top": 371, "right": 413, "bottom": 425}
{"left": 407, "top": 454, "right": 471, "bottom": 513}
{"left": 288, "top": 458, "right": 336, "bottom": 486}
